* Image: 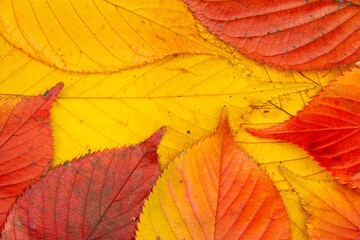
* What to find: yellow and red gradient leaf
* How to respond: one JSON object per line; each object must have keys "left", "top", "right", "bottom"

{"left": 136, "top": 111, "right": 290, "bottom": 240}
{"left": 281, "top": 167, "right": 360, "bottom": 240}
{"left": 1, "top": 128, "right": 164, "bottom": 240}
{"left": 183, "top": 0, "right": 360, "bottom": 70}
{"left": 248, "top": 67, "right": 360, "bottom": 190}
{"left": 0, "top": 83, "right": 62, "bottom": 229}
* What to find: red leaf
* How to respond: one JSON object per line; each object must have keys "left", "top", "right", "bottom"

{"left": 1, "top": 128, "right": 164, "bottom": 240}
{"left": 248, "top": 67, "right": 360, "bottom": 190}
{"left": 183, "top": 0, "right": 360, "bottom": 70}
{"left": 0, "top": 83, "right": 63, "bottom": 229}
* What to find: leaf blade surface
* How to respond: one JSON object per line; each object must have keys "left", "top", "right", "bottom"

{"left": 1, "top": 128, "right": 164, "bottom": 239}
{"left": 136, "top": 111, "right": 291, "bottom": 240}
{"left": 184, "top": 0, "right": 360, "bottom": 70}
{"left": 249, "top": 67, "right": 360, "bottom": 190}
{"left": 0, "top": 0, "right": 226, "bottom": 72}
{"left": 0, "top": 83, "right": 62, "bottom": 229}
{"left": 281, "top": 168, "right": 360, "bottom": 240}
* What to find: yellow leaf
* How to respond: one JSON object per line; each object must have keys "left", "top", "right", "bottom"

{"left": 136, "top": 110, "right": 291, "bottom": 240}
{"left": 281, "top": 167, "right": 360, "bottom": 240}
{"left": 0, "top": 34, "right": 314, "bottom": 170}
{"left": 0, "top": 0, "right": 227, "bottom": 72}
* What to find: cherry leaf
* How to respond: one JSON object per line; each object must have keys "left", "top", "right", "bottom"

{"left": 183, "top": 0, "right": 360, "bottom": 70}
{"left": 0, "top": 83, "right": 63, "bottom": 228}
{"left": 281, "top": 167, "right": 360, "bottom": 240}
{"left": 1, "top": 128, "right": 164, "bottom": 239}
{"left": 248, "top": 67, "right": 360, "bottom": 190}
{"left": 136, "top": 110, "right": 291, "bottom": 240}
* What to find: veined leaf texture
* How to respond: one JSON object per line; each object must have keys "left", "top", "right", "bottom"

{"left": 1, "top": 129, "right": 164, "bottom": 239}
{"left": 184, "top": 0, "right": 360, "bottom": 70}
{"left": 281, "top": 168, "right": 360, "bottom": 240}
{"left": 136, "top": 111, "right": 291, "bottom": 240}
{"left": 0, "top": 84, "right": 62, "bottom": 229}
{"left": 1, "top": 0, "right": 360, "bottom": 239}
{"left": 249, "top": 68, "right": 360, "bottom": 191}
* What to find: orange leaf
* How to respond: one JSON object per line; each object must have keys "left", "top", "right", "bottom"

{"left": 281, "top": 167, "right": 360, "bottom": 240}
{"left": 184, "top": 0, "right": 360, "bottom": 70}
{"left": 248, "top": 67, "right": 360, "bottom": 190}
{"left": 136, "top": 110, "right": 290, "bottom": 240}
{"left": 0, "top": 83, "right": 62, "bottom": 229}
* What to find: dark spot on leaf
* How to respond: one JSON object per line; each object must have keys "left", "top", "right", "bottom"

{"left": 43, "top": 90, "right": 50, "bottom": 97}
{"left": 186, "top": 130, "right": 191, "bottom": 134}
{"left": 63, "top": 160, "right": 71, "bottom": 166}
{"left": 263, "top": 110, "right": 269, "bottom": 113}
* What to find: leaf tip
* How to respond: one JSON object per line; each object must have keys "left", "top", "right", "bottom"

{"left": 145, "top": 126, "right": 166, "bottom": 148}
{"left": 217, "top": 107, "right": 230, "bottom": 132}
{"left": 45, "top": 82, "right": 64, "bottom": 96}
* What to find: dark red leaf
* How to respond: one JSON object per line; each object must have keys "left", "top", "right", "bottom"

{"left": 183, "top": 0, "right": 360, "bottom": 70}
{"left": 1, "top": 128, "right": 164, "bottom": 240}
{"left": 0, "top": 83, "right": 63, "bottom": 229}
{"left": 248, "top": 67, "right": 360, "bottom": 190}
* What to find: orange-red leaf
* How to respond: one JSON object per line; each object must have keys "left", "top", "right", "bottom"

{"left": 0, "top": 83, "right": 62, "bottom": 229}
{"left": 1, "top": 128, "right": 164, "bottom": 240}
{"left": 248, "top": 67, "right": 360, "bottom": 190}
{"left": 136, "top": 110, "right": 291, "bottom": 240}
{"left": 281, "top": 167, "right": 360, "bottom": 240}
{"left": 184, "top": 0, "right": 360, "bottom": 70}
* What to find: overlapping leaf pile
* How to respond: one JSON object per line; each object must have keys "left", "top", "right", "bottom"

{"left": 1, "top": 0, "right": 360, "bottom": 239}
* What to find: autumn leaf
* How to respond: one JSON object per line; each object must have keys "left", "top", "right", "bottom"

{"left": 248, "top": 67, "right": 360, "bottom": 190}
{"left": 0, "top": 0, "right": 229, "bottom": 72}
{"left": 0, "top": 1, "right": 357, "bottom": 239}
{"left": 0, "top": 83, "right": 62, "bottom": 229}
{"left": 0, "top": 34, "right": 317, "bottom": 170}
{"left": 1, "top": 128, "right": 164, "bottom": 239}
{"left": 136, "top": 110, "right": 291, "bottom": 240}
{"left": 280, "top": 167, "right": 360, "bottom": 240}
{"left": 183, "top": 0, "right": 360, "bottom": 70}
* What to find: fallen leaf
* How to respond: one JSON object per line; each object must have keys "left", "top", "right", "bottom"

{"left": 280, "top": 167, "right": 360, "bottom": 240}
{"left": 248, "top": 67, "right": 360, "bottom": 190}
{"left": 1, "top": 128, "right": 164, "bottom": 239}
{"left": 0, "top": 34, "right": 315, "bottom": 170}
{"left": 0, "top": 30, "right": 353, "bottom": 240}
{"left": 0, "top": 2, "right": 356, "bottom": 238}
{"left": 136, "top": 110, "right": 291, "bottom": 240}
{"left": 0, "top": 0, "right": 228, "bottom": 73}
{"left": 0, "top": 83, "right": 62, "bottom": 229}
{"left": 183, "top": 0, "right": 360, "bottom": 70}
